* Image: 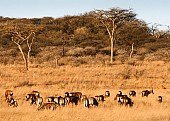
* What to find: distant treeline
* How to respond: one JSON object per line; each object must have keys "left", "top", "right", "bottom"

{"left": 0, "top": 13, "right": 169, "bottom": 65}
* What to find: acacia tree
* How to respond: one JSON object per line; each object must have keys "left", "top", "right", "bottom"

{"left": 92, "top": 7, "right": 136, "bottom": 63}
{"left": 150, "top": 23, "right": 170, "bottom": 39}
{"left": 10, "top": 28, "right": 35, "bottom": 71}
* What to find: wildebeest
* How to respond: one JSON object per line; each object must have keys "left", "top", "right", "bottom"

{"left": 31, "top": 90, "right": 40, "bottom": 97}
{"left": 142, "top": 89, "right": 154, "bottom": 97}
{"left": 81, "top": 95, "right": 88, "bottom": 102}
{"left": 36, "top": 97, "right": 43, "bottom": 107}
{"left": 26, "top": 94, "right": 37, "bottom": 105}
{"left": 119, "top": 96, "right": 133, "bottom": 107}
{"left": 118, "top": 91, "right": 122, "bottom": 95}
{"left": 5, "top": 90, "right": 13, "bottom": 101}
{"left": 114, "top": 94, "right": 128, "bottom": 101}
{"left": 157, "top": 96, "right": 163, "bottom": 103}
{"left": 88, "top": 97, "right": 98, "bottom": 107}
{"left": 65, "top": 92, "right": 82, "bottom": 99}
{"left": 53, "top": 96, "right": 65, "bottom": 106}
{"left": 6, "top": 96, "right": 18, "bottom": 107}
{"left": 65, "top": 96, "right": 79, "bottom": 105}
{"left": 95, "top": 95, "right": 105, "bottom": 102}
{"left": 37, "top": 102, "right": 57, "bottom": 111}
{"left": 129, "top": 90, "right": 136, "bottom": 97}
{"left": 83, "top": 98, "right": 90, "bottom": 108}
{"left": 104, "top": 91, "right": 110, "bottom": 97}
{"left": 58, "top": 97, "right": 65, "bottom": 106}
{"left": 47, "top": 96, "right": 55, "bottom": 103}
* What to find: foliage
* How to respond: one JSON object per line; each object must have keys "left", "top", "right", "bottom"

{"left": 0, "top": 11, "right": 169, "bottom": 65}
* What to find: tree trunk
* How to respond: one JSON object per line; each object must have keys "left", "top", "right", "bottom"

{"left": 27, "top": 50, "right": 30, "bottom": 70}
{"left": 110, "top": 38, "right": 114, "bottom": 63}
{"left": 18, "top": 45, "right": 28, "bottom": 70}
{"left": 130, "top": 43, "right": 134, "bottom": 58}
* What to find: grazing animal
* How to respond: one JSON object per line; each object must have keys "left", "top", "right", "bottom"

{"left": 36, "top": 97, "right": 43, "bottom": 107}
{"left": 120, "top": 96, "right": 133, "bottom": 107}
{"left": 65, "top": 92, "right": 81, "bottom": 105}
{"left": 65, "top": 96, "right": 79, "bottom": 105}
{"left": 65, "top": 96, "right": 71, "bottom": 105}
{"left": 26, "top": 94, "right": 37, "bottom": 105}
{"left": 81, "top": 95, "right": 88, "bottom": 101}
{"left": 54, "top": 96, "right": 60, "bottom": 104}
{"left": 157, "top": 96, "right": 162, "bottom": 103}
{"left": 53, "top": 96, "right": 65, "bottom": 106}
{"left": 31, "top": 90, "right": 40, "bottom": 97}
{"left": 37, "top": 103, "right": 57, "bottom": 110}
{"left": 5, "top": 90, "right": 13, "bottom": 101}
{"left": 88, "top": 97, "right": 98, "bottom": 107}
{"left": 118, "top": 91, "right": 122, "bottom": 95}
{"left": 114, "top": 94, "right": 128, "bottom": 101}
{"left": 9, "top": 98, "right": 18, "bottom": 107}
{"left": 69, "top": 96, "right": 79, "bottom": 105}
{"left": 83, "top": 98, "right": 90, "bottom": 108}
{"left": 65, "top": 92, "right": 70, "bottom": 97}
{"left": 65, "top": 92, "right": 82, "bottom": 99}
{"left": 104, "top": 91, "right": 110, "bottom": 97}
{"left": 95, "top": 95, "right": 105, "bottom": 102}
{"left": 142, "top": 89, "right": 154, "bottom": 97}
{"left": 129, "top": 90, "right": 136, "bottom": 97}
{"left": 48, "top": 96, "right": 55, "bottom": 103}
{"left": 58, "top": 97, "right": 65, "bottom": 106}
{"left": 6, "top": 96, "right": 18, "bottom": 107}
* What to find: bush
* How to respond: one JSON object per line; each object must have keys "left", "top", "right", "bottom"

{"left": 66, "top": 47, "right": 84, "bottom": 56}
{"left": 84, "top": 46, "right": 97, "bottom": 56}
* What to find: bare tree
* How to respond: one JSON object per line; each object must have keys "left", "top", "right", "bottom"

{"left": 10, "top": 29, "right": 35, "bottom": 71}
{"left": 150, "top": 23, "right": 161, "bottom": 36}
{"left": 92, "top": 7, "right": 136, "bottom": 63}
{"left": 155, "top": 26, "right": 170, "bottom": 39}
{"left": 150, "top": 23, "right": 170, "bottom": 39}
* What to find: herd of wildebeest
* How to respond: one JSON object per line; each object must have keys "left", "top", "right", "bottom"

{"left": 4, "top": 89, "right": 163, "bottom": 110}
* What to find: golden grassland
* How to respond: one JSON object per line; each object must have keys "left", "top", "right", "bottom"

{"left": 0, "top": 60, "right": 170, "bottom": 121}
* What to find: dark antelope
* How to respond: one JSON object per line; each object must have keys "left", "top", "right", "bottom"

{"left": 65, "top": 96, "right": 79, "bottom": 105}
{"left": 5, "top": 90, "right": 13, "bottom": 101}
{"left": 83, "top": 98, "right": 90, "bottom": 108}
{"left": 81, "top": 95, "right": 88, "bottom": 101}
{"left": 65, "top": 92, "right": 82, "bottom": 99}
{"left": 142, "top": 89, "right": 154, "bottom": 97}
{"left": 114, "top": 94, "right": 128, "bottom": 101}
{"left": 54, "top": 96, "right": 65, "bottom": 106}
{"left": 95, "top": 95, "right": 105, "bottom": 102}
{"left": 6, "top": 96, "right": 18, "bottom": 107}
{"left": 48, "top": 96, "right": 65, "bottom": 106}
{"left": 119, "top": 96, "right": 133, "bottom": 107}
{"left": 129, "top": 90, "right": 136, "bottom": 97}
{"left": 26, "top": 94, "right": 37, "bottom": 105}
{"left": 84, "top": 97, "right": 98, "bottom": 108}
{"left": 104, "top": 91, "right": 110, "bottom": 97}
{"left": 88, "top": 97, "right": 98, "bottom": 107}
{"left": 157, "top": 96, "right": 162, "bottom": 103}
{"left": 31, "top": 90, "right": 40, "bottom": 97}
{"left": 47, "top": 96, "right": 55, "bottom": 102}
{"left": 36, "top": 97, "right": 43, "bottom": 107}
{"left": 95, "top": 91, "right": 110, "bottom": 102}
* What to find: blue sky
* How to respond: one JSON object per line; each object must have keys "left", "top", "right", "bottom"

{"left": 0, "top": 0, "right": 169, "bottom": 29}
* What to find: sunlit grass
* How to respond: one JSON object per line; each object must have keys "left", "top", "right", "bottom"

{"left": 0, "top": 61, "right": 170, "bottom": 121}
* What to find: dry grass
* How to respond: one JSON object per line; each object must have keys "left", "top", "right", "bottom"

{"left": 0, "top": 61, "right": 170, "bottom": 121}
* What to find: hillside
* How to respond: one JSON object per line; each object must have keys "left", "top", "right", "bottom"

{"left": 0, "top": 14, "right": 170, "bottom": 67}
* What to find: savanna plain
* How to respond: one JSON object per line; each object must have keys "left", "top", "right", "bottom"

{"left": 0, "top": 60, "right": 170, "bottom": 121}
